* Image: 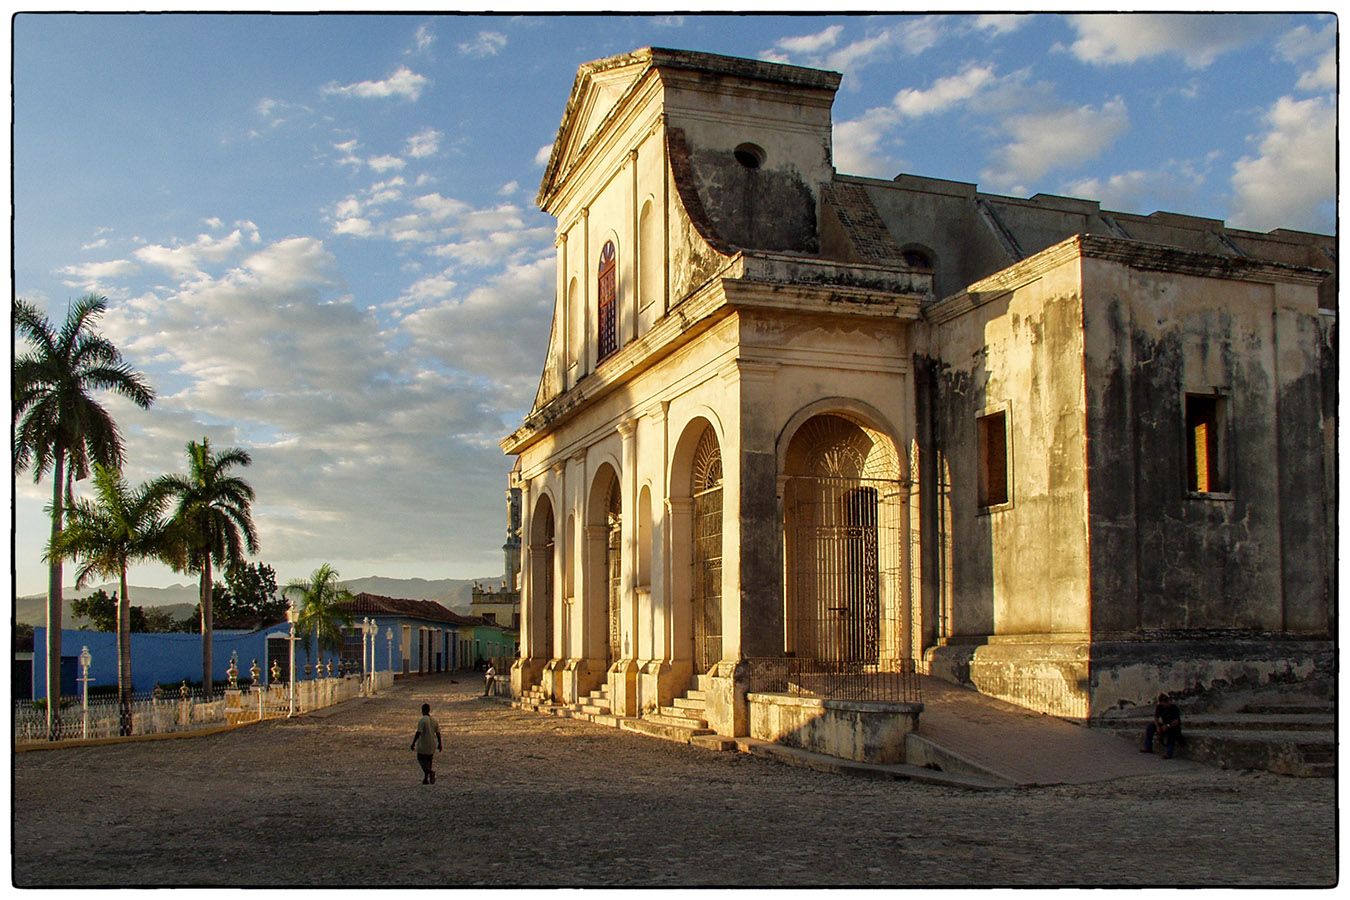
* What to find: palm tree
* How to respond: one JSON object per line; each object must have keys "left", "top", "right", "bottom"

{"left": 154, "top": 437, "right": 258, "bottom": 692}
{"left": 13, "top": 295, "right": 155, "bottom": 738}
{"left": 282, "top": 564, "right": 355, "bottom": 675}
{"left": 47, "top": 465, "right": 172, "bottom": 736}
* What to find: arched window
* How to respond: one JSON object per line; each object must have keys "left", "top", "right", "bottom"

{"left": 597, "top": 241, "right": 618, "bottom": 362}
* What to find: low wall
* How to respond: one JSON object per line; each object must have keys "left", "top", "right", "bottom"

{"left": 747, "top": 692, "right": 923, "bottom": 764}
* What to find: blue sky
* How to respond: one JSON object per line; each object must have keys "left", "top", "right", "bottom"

{"left": 12, "top": 12, "right": 1337, "bottom": 595}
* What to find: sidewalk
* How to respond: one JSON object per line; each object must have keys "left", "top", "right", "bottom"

{"left": 912, "top": 675, "right": 1201, "bottom": 786}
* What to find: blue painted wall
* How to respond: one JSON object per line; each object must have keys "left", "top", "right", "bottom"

{"left": 30, "top": 626, "right": 346, "bottom": 698}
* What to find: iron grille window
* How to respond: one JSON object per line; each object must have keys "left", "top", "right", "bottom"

{"left": 691, "top": 426, "right": 723, "bottom": 673}
{"left": 597, "top": 241, "right": 618, "bottom": 362}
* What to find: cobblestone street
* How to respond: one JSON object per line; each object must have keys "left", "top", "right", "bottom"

{"left": 12, "top": 673, "right": 1337, "bottom": 887}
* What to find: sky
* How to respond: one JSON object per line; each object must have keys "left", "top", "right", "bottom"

{"left": 11, "top": 12, "right": 1337, "bottom": 596}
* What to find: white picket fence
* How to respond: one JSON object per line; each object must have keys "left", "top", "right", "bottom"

{"left": 15, "top": 671, "right": 396, "bottom": 744}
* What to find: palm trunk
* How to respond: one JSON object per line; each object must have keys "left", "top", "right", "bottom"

{"left": 201, "top": 554, "right": 213, "bottom": 693}
{"left": 117, "top": 565, "right": 133, "bottom": 736}
{"left": 45, "top": 451, "right": 65, "bottom": 741}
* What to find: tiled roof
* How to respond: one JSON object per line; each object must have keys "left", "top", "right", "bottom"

{"left": 344, "top": 592, "right": 470, "bottom": 625}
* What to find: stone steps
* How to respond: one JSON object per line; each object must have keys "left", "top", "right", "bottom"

{"left": 1099, "top": 715, "right": 1335, "bottom": 777}
{"left": 620, "top": 716, "right": 714, "bottom": 743}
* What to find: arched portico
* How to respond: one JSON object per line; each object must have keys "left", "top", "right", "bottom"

{"left": 780, "top": 410, "right": 913, "bottom": 673}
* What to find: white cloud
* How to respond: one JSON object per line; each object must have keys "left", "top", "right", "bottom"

{"left": 81, "top": 238, "right": 108, "bottom": 251}
{"left": 1276, "top": 22, "right": 1336, "bottom": 92}
{"left": 973, "top": 14, "right": 1030, "bottom": 36}
{"left": 1067, "top": 14, "right": 1275, "bottom": 69}
{"left": 86, "top": 233, "right": 517, "bottom": 584}
{"left": 1229, "top": 95, "right": 1335, "bottom": 233}
{"left": 58, "top": 258, "right": 140, "bottom": 290}
{"left": 653, "top": 16, "right": 685, "bottom": 28}
{"left": 133, "top": 230, "right": 248, "bottom": 279}
{"left": 458, "top": 31, "right": 507, "bottom": 58}
{"left": 774, "top": 25, "right": 844, "bottom": 55}
{"left": 894, "top": 65, "right": 997, "bottom": 117}
{"left": 534, "top": 144, "right": 553, "bottom": 167}
{"left": 983, "top": 97, "right": 1129, "bottom": 189}
{"left": 498, "top": 180, "right": 519, "bottom": 197}
{"left": 826, "top": 17, "right": 944, "bottom": 76}
{"left": 405, "top": 127, "right": 442, "bottom": 158}
{"left": 203, "top": 216, "right": 223, "bottom": 229}
{"left": 409, "top": 22, "right": 435, "bottom": 55}
{"left": 832, "top": 64, "right": 1000, "bottom": 177}
{"left": 368, "top": 154, "right": 406, "bottom": 173}
{"left": 322, "top": 66, "right": 429, "bottom": 101}
{"left": 1060, "top": 158, "right": 1211, "bottom": 217}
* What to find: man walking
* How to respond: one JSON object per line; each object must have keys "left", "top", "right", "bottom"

{"left": 411, "top": 702, "right": 442, "bottom": 784}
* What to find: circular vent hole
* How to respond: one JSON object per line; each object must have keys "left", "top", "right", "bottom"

{"left": 734, "top": 143, "right": 765, "bottom": 169}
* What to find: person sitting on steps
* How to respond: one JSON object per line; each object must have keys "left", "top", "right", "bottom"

{"left": 1142, "top": 692, "right": 1182, "bottom": 758}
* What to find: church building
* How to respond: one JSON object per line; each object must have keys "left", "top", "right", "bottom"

{"left": 501, "top": 48, "right": 1335, "bottom": 739}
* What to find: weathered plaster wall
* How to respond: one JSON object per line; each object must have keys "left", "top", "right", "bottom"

{"left": 1080, "top": 257, "right": 1333, "bottom": 637}
{"left": 662, "top": 72, "right": 834, "bottom": 255}
{"left": 926, "top": 255, "right": 1092, "bottom": 639}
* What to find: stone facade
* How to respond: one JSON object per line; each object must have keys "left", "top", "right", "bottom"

{"left": 501, "top": 47, "right": 1335, "bottom": 733}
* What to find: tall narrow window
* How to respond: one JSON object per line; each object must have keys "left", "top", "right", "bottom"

{"left": 597, "top": 241, "right": 618, "bottom": 362}
{"left": 978, "top": 411, "right": 1009, "bottom": 508}
{"left": 1186, "top": 394, "right": 1229, "bottom": 493}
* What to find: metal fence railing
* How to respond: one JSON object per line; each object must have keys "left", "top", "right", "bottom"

{"left": 14, "top": 685, "right": 230, "bottom": 743}
{"left": 14, "top": 671, "right": 397, "bottom": 745}
{"left": 755, "top": 657, "right": 922, "bottom": 704}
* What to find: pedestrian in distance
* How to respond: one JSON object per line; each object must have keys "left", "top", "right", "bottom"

{"left": 411, "top": 702, "right": 442, "bottom": 784}
{"left": 483, "top": 663, "right": 497, "bottom": 696}
{"left": 1142, "top": 692, "right": 1182, "bottom": 758}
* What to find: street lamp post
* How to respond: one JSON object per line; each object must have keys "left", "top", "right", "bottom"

{"left": 365, "top": 618, "right": 377, "bottom": 696}
{"left": 78, "top": 646, "right": 93, "bottom": 740}
{"left": 287, "top": 602, "right": 298, "bottom": 718}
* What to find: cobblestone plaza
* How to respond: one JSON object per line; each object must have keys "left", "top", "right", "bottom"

{"left": 12, "top": 674, "right": 1336, "bottom": 887}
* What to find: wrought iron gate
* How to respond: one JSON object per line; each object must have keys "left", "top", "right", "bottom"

{"left": 606, "top": 480, "right": 622, "bottom": 663}
{"left": 786, "top": 477, "right": 890, "bottom": 664}
{"left": 691, "top": 426, "right": 723, "bottom": 673}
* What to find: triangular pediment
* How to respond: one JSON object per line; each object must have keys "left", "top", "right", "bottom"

{"left": 537, "top": 50, "right": 655, "bottom": 210}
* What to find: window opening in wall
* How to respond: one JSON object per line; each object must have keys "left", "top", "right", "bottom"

{"left": 978, "top": 411, "right": 1009, "bottom": 508}
{"left": 1186, "top": 394, "right": 1229, "bottom": 493}
{"left": 901, "top": 248, "right": 934, "bottom": 272}
{"left": 605, "top": 478, "right": 622, "bottom": 664}
{"left": 734, "top": 143, "right": 765, "bottom": 169}
{"left": 597, "top": 241, "right": 618, "bottom": 362}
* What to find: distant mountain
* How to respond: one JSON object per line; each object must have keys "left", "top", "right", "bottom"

{"left": 14, "top": 575, "right": 494, "bottom": 626}
{"left": 338, "top": 576, "right": 485, "bottom": 612}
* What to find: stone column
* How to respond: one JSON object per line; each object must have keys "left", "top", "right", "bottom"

{"left": 705, "top": 359, "right": 780, "bottom": 737}
{"left": 611, "top": 418, "right": 639, "bottom": 716}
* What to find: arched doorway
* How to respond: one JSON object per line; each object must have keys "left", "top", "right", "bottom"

{"left": 783, "top": 413, "right": 906, "bottom": 668}
{"left": 691, "top": 425, "right": 723, "bottom": 673}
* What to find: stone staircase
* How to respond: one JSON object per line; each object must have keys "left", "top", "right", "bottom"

{"left": 1098, "top": 695, "right": 1335, "bottom": 777}
{"left": 620, "top": 674, "right": 735, "bottom": 750}
{"left": 512, "top": 673, "right": 735, "bottom": 751}
{"left": 513, "top": 682, "right": 554, "bottom": 713}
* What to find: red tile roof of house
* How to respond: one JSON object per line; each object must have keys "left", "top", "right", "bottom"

{"left": 344, "top": 592, "right": 487, "bottom": 626}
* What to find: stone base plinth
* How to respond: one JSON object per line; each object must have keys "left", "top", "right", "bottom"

{"left": 927, "top": 634, "right": 1334, "bottom": 719}
{"left": 748, "top": 692, "right": 922, "bottom": 764}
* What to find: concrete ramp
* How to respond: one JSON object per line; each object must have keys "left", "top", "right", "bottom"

{"left": 909, "top": 676, "right": 1201, "bottom": 787}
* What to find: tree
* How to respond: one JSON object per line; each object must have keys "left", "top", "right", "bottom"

{"left": 154, "top": 437, "right": 258, "bottom": 692}
{"left": 47, "top": 465, "right": 172, "bottom": 735}
{"left": 72, "top": 588, "right": 118, "bottom": 631}
{"left": 282, "top": 564, "right": 355, "bottom": 672}
{"left": 207, "top": 562, "right": 285, "bottom": 629}
{"left": 13, "top": 294, "right": 155, "bottom": 738}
